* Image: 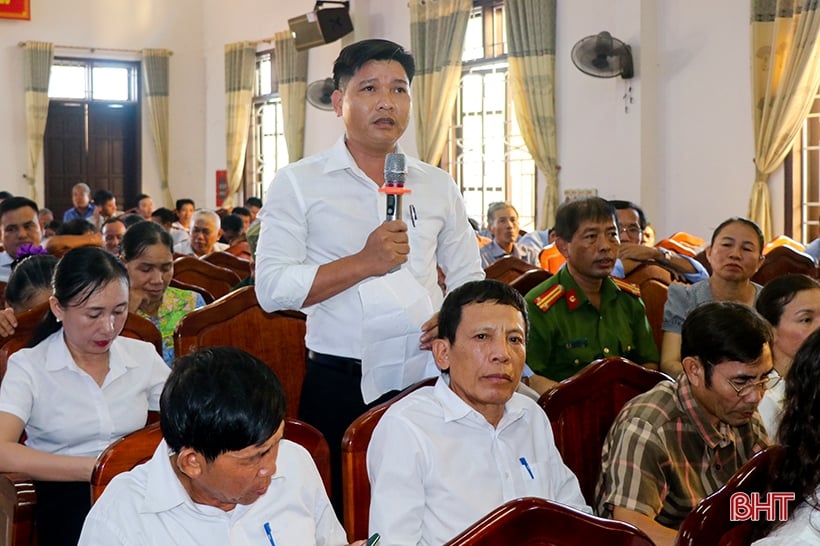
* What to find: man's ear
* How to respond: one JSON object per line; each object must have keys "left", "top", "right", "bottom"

{"left": 431, "top": 338, "right": 450, "bottom": 372}
{"left": 332, "top": 88, "right": 344, "bottom": 117}
{"left": 555, "top": 236, "right": 570, "bottom": 259}
{"left": 175, "top": 447, "right": 205, "bottom": 479}
{"left": 682, "top": 356, "right": 703, "bottom": 388}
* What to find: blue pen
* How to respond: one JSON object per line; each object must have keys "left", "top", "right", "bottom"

{"left": 519, "top": 457, "right": 534, "bottom": 479}
{"left": 263, "top": 522, "right": 276, "bottom": 546}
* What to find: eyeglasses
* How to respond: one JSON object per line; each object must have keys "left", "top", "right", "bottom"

{"left": 619, "top": 225, "right": 643, "bottom": 240}
{"left": 714, "top": 367, "right": 781, "bottom": 397}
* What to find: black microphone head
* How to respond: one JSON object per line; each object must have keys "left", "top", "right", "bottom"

{"left": 384, "top": 153, "right": 407, "bottom": 187}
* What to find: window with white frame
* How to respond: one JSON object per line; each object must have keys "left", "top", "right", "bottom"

{"left": 441, "top": 0, "right": 537, "bottom": 231}
{"left": 49, "top": 58, "right": 139, "bottom": 102}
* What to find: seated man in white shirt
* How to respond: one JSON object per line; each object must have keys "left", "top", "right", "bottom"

{"left": 80, "top": 346, "right": 365, "bottom": 546}
{"left": 173, "top": 209, "right": 228, "bottom": 257}
{"left": 367, "top": 279, "right": 589, "bottom": 545}
{"left": 0, "top": 197, "right": 42, "bottom": 282}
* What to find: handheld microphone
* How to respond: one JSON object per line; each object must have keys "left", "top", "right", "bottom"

{"left": 382, "top": 153, "right": 408, "bottom": 221}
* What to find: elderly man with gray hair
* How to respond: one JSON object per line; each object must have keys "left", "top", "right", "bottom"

{"left": 173, "top": 209, "right": 227, "bottom": 257}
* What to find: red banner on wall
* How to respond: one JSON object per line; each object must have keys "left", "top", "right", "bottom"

{"left": 0, "top": 0, "right": 30, "bottom": 20}
{"left": 215, "top": 170, "right": 228, "bottom": 207}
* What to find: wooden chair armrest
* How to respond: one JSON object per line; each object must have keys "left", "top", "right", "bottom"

{"left": 0, "top": 472, "right": 36, "bottom": 546}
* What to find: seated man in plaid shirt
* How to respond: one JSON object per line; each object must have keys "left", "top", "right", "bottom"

{"left": 595, "top": 301, "right": 775, "bottom": 546}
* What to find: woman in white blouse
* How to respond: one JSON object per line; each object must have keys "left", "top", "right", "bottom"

{"left": 0, "top": 246, "right": 169, "bottom": 546}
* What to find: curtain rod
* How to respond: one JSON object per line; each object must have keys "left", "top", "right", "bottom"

{"left": 17, "top": 42, "right": 173, "bottom": 55}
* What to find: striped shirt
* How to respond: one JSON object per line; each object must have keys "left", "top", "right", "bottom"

{"left": 595, "top": 374, "right": 768, "bottom": 529}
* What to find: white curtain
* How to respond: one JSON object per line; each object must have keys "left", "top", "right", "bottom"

{"left": 274, "top": 31, "right": 308, "bottom": 163}
{"left": 142, "top": 49, "right": 173, "bottom": 207}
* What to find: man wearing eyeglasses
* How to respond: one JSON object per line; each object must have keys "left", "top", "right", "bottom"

{"left": 608, "top": 200, "right": 708, "bottom": 283}
{"left": 595, "top": 301, "right": 773, "bottom": 546}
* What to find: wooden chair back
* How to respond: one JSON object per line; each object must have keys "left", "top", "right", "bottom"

{"left": 625, "top": 263, "right": 673, "bottom": 286}
{"left": 172, "top": 256, "right": 241, "bottom": 300}
{"left": 638, "top": 279, "right": 668, "bottom": 353}
{"left": 122, "top": 312, "right": 163, "bottom": 356}
{"left": 224, "top": 241, "right": 252, "bottom": 259}
{"left": 694, "top": 249, "right": 712, "bottom": 276}
{"left": 91, "top": 417, "right": 331, "bottom": 504}
{"left": 752, "top": 245, "right": 818, "bottom": 285}
{"left": 763, "top": 234, "right": 805, "bottom": 255}
{"left": 169, "top": 278, "right": 215, "bottom": 304}
{"left": 668, "top": 231, "right": 705, "bottom": 251}
{"left": 676, "top": 446, "right": 784, "bottom": 546}
{"left": 508, "top": 268, "right": 552, "bottom": 297}
{"left": 202, "top": 251, "right": 251, "bottom": 279}
{"left": 539, "top": 242, "right": 567, "bottom": 273}
{"left": 174, "top": 286, "right": 307, "bottom": 418}
{"left": 0, "top": 302, "right": 49, "bottom": 381}
{"left": 444, "top": 497, "right": 654, "bottom": 546}
{"left": 341, "top": 377, "right": 437, "bottom": 541}
{"left": 0, "top": 282, "right": 7, "bottom": 311}
{"left": 483, "top": 256, "right": 539, "bottom": 284}
{"left": 538, "top": 357, "right": 672, "bottom": 504}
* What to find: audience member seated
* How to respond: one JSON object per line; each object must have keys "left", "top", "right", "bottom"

{"left": 120, "top": 212, "right": 145, "bottom": 229}
{"left": 102, "top": 217, "right": 127, "bottom": 255}
{"left": 173, "top": 209, "right": 227, "bottom": 257}
{"left": 753, "top": 274, "right": 820, "bottom": 438}
{"left": 134, "top": 193, "right": 153, "bottom": 220}
{"left": 62, "top": 182, "right": 95, "bottom": 222}
{"left": 642, "top": 223, "right": 655, "bottom": 246}
{"left": 122, "top": 222, "right": 206, "bottom": 365}
{"left": 171, "top": 198, "right": 195, "bottom": 247}
{"left": 660, "top": 217, "right": 765, "bottom": 376}
{"left": 0, "top": 254, "right": 57, "bottom": 340}
{"left": 479, "top": 202, "right": 539, "bottom": 268}
{"left": 149, "top": 207, "right": 177, "bottom": 233}
{"left": 232, "top": 221, "right": 260, "bottom": 290}
{"left": 92, "top": 189, "right": 121, "bottom": 229}
{"left": 220, "top": 213, "right": 247, "bottom": 247}
{"left": 524, "top": 197, "right": 658, "bottom": 395}
{"left": 367, "top": 280, "right": 589, "bottom": 545}
{"left": 38, "top": 207, "right": 53, "bottom": 234}
{"left": 0, "top": 246, "right": 169, "bottom": 546}
{"left": 518, "top": 227, "right": 555, "bottom": 254}
{"left": 232, "top": 206, "right": 252, "bottom": 233}
{"left": 245, "top": 196, "right": 263, "bottom": 225}
{"left": 608, "top": 200, "right": 708, "bottom": 283}
{"left": 0, "top": 197, "right": 42, "bottom": 282}
{"left": 751, "top": 329, "right": 820, "bottom": 545}
{"left": 79, "top": 346, "right": 362, "bottom": 546}
{"left": 596, "top": 302, "right": 773, "bottom": 546}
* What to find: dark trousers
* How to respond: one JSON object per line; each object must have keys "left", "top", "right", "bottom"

{"left": 298, "top": 352, "right": 397, "bottom": 519}
{"left": 33, "top": 481, "right": 91, "bottom": 546}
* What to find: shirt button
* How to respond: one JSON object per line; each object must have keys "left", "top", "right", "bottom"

{"left": 603, "top": 348, "right": 610, "bottom": 354}
{"left": 715, "top": 464, "right": 721, "bottom": 471}
{"left": 574, "top": 359, "right": 580, "bottom": 365}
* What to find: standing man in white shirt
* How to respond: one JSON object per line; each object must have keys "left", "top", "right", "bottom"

{"left": 255, "top": 39, "right": 483, "bottom": 513}
{"left": 0, "top": 197, "right": 42, "bottom": 282}
{"left": 367, "top": 280, "right": 589, "bottom": 545}
{"left": 79, "top": 347, "right": 366, "bottom": 546}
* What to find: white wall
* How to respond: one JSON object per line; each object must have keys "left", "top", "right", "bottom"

{"left": 0, "top": 0, "right": 785, "bottom": 239}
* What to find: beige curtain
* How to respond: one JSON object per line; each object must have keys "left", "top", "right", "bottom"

{"left": 224, "top": 41, "right": 257, "bottom": 209}
{"left": 23, "top": 41, "right": 53, "bottom": 203}
{"left": 506, "top": 0, "right": 558, "bottom": 230}
{"left": 750, "top": 0, "right": 820, "bottom": 240}
{"left": 409, "top": 0, "right": 471, "bottom": 164}
{"left": 274, "top": 30, "right": 308, "bottom": 162}
{"left": 142, "top": 49, "right": 173, "bottom": 207}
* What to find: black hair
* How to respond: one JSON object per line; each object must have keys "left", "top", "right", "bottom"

{"left": 755, "top": 274, "right": 820, "bottom": 327}
{"left": 5, "top": 254, "right": 58, "bottom": 313}
{"left": 553, "top": 197, "right": 617, "bottom": 241}
{"left": 151, "top": 207, "right": 178, "bottom": 227}
{"left": 135, "top": 193, "right": 151, "bottom": 204}
{"left": 0, "top": 191, "right": 14, "bottom": 200}
{"left": 93, "top": 189, "right": 115, "bottom": 205}
{"left": 438, "top": 279, "right": 528, "bottom": 344}
{"left": 710, "top": 217, "right": 764, "bottom": 254}
{"left": 681, "top": 301, "right": 773, "bottom": 386}
{"left": 245, "top": 197, "right": 262, "bottom": 209}
{"left": 44, "top": 219, "right": 62, "bottom": 232}
{"left": 121, "top": 220, "right": 174, "bottom": 261}
{"left": 221, "top": 214, "right": 243, "bottom": 233}
{"left": 175, "top": 198, "right": 195, "bottom": 211}
{"left": 608, "top": 199, "right": 647, "bottom": 230}
{"left": 120, "top": 213, "right": 145, "bottom": 229}
{"left": 28, "top": 246, "right": 129, "bottom": 347}
{"left": 231, "top": 206, "right": 251, "bottom": 218}
{"left": 333, "top": 39, "right": 415, "bottom": 91}
{"left": 56, "top": 218, "right": 97, "bottom": 235}
{"left": 161, "top": 347, "right": 287, "bottom": 462}
{"left": 0, "top": 196, "right": 38, "bottom": 218}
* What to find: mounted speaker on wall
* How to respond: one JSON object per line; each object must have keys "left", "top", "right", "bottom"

{"left": 288, "top": 1, "right": 353, "bottom": 51}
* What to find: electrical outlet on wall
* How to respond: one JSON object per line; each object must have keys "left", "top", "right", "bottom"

{"left": 563, "top": 188, "right": 598, "bottom": 202}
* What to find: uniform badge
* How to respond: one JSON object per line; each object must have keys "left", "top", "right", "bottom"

{"left": 534, "top": 284, "right": 565, "bottom": 312}
{"left": 612, "top": 277, "right": 641, "bottom": 297}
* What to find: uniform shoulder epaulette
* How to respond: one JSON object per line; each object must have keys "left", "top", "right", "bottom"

{"left": 612, "top": 277, "right": 641, "bottom": 297}
{"left": 533, "top": 284, "right": 565, "bottom": 312}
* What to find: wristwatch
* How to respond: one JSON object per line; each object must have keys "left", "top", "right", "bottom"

{"left": 658, "top": 248, "right": 672, "bottom": 264}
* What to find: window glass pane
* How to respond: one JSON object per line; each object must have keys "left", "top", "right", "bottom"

{"left": 463, "top": 8, "right": 484, "bottom": 62}
{"left": 92, "top": 66, "right": 130, "bottom": 101}
{"left": 258, "top": 55, "right": 272, "bottom": 96}
{"left": 48, "top": 65, "right": 87, "bottom": 99}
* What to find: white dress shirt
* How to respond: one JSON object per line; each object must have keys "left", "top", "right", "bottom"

{"left": 751, "top": 487, "right": 820, "bottom": 545}
{"left": 0, "top": 331, "right": 169, "bottom": 457}
{"left": 0, "top": 251, "right": 14, "bottom": 282}
{"left": 255, "top": 137, "right": 483, "bottom": 399}
{"left": 173, "top": 240, "right": 228, "bottom": 257}
{"left": 758, "top": 379, "right": 785, "bottom": 440}
{"left": 79, "top": 439, "right": 348, "bottom": 546}
{"left": 366, "top": 377, "right": 590, "bottom": 545}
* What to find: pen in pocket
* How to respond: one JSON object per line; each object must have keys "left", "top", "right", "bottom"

{"left": 519, "top": 457, "right": 534, "bottom": 479}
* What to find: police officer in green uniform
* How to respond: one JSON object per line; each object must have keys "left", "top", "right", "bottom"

{"left": 525, "top": 197, "right": 659, "bottom": 394}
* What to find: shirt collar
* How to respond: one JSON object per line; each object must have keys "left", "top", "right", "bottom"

{"left": 555, "top": 266, "right": 619, "bottom": 311}
{"left": 324, "top": 136, "right": 420, "bottom": 178}
{"left": 44, "top": 330, "right": 138, "bottom": 379}
{"left": 675, "top": 373, "right": 736, "bottom": 449}
{"left": 433, "top": 375, "right": 529, "bottom": 430}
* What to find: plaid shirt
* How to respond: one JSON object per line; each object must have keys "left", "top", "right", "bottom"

{"left": 595, "top": 374, "right": 769, "bottom": 529}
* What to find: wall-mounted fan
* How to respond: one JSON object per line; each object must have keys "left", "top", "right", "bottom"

{"left": 571, "top": 31, "right": 634, "bottom": 79}
{"left": 307, "top": 78, "right": 335, "bottom": 111}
